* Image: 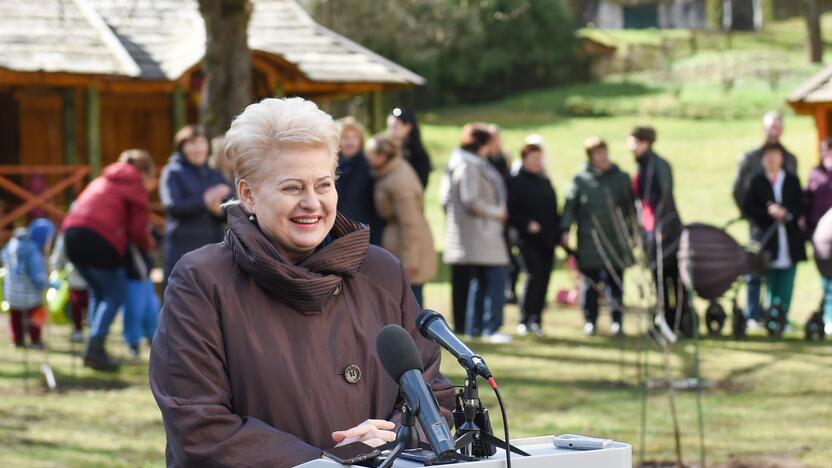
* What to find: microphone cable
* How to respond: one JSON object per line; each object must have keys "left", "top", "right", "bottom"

{"left": 487, "top": 377, "right": 511, "bottom": 468}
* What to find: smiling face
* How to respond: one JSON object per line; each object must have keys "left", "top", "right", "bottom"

{"left": 763, "top": 116, "right": 783, "bottom": 143}
{"left": 762, "top": 148, "right": 784, "bottom": 176}
{"left": 589, "top": 146, "right": 612, "bottom": 172}
{"left": 340, "top": 128, "right": 363, "bottom": 158}
{"left": 627, "top": 135, "right": 649, "bottom": 158}
{"left": 238, "top": 146, "right": 338, "bottom": 262}
{"left": 387, "top": 116, "right": 412, "bottom": 142}
{"left": 182, "top": 136, "right": 210, "bottom": 166}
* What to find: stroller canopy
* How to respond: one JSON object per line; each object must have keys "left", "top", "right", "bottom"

{"left": 678, "top": 223, "right": 751, "bottom": 301}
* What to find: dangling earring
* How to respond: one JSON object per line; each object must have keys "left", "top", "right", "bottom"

{"left": 248, "top": 213, "right": 257, "bottom": 223}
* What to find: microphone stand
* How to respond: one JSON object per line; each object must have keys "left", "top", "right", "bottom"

{"left": 377, "top": 403, "right": 430, "bottom": 468}
{"left": 453, "top": 370, "right": 530, "bottom": 458}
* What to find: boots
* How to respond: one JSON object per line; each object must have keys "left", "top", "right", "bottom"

{"left": 83, "top": 337, "right": 120, "bottom": 371}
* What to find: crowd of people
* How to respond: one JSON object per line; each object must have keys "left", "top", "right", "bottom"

{"left": 4, "top": 106, "right": 832, "bottom": 372}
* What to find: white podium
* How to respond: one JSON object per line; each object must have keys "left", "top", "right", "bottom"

{"left": 295, "top": 435, "right": 631, "bottom": 468}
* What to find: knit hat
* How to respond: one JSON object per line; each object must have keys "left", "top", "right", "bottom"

{"left": 27, "top": 218, "right": 55, "bottom": 250}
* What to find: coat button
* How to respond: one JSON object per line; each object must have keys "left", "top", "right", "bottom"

{"left": 344, "top": 364, "right": 361, "bottom": 384}
{"left": 333, "top": 283, "right": 342, "bottom": 296}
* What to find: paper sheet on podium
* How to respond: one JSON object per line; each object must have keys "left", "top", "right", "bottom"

{"left": 295, "top": 435, "right": 631, "bottom": 467}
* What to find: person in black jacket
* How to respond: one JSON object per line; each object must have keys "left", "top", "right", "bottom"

{"left": 159, "top": 125, "right": 231, "bottom": 288}
{"left": 742, "top": 142, "right": 806, "bottom": 326}
{"left": 335, "top": 117, "right": 383, "bottom": 245}
{"left": 507, "top": 143, "right": 559, "bottom": 336}
{"left": 630, "top": 126, "right": 691, "bottom": 334}
{"left": 388, "top": 107, "right": 432, "bottom": 188}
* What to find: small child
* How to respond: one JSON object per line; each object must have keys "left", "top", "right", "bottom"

{"left": 123, "top": 244, "right": 160, "bottom": 358}
{"left": 1, "top": 219, "right": 55, "bottom": 349}
{"left": 50, "top": 232, "right": 89, "bottom": 343}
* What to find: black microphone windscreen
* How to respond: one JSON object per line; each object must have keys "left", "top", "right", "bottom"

{"left": 415, "top": 309, "right": 443, "bottom": 335}
{"left": 376, "top": 324, "right": 424, "bottom": 381}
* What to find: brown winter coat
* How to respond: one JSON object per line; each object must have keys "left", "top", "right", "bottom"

{"left": 372, "top": 156, "right": 437, "bottom": 285}
{"left": 149, "top": 204, "right": 453, "bottom": 468}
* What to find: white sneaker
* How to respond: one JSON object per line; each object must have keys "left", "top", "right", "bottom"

{"left": 529, "top": 323, "right": 544, "bottom": 337}
{"left": 824, "top": 322, "right": 832, "bottom": 336}
{"left": 482, "top": 332, "right": 512, "bottom": 344}
{"left": 584, "top": 322, "right": 596, "bottom": 336}
{"left": 609, "top": 322, "right": 622, "bottom": 336}
{"left": 517, "top": 323, "right": 528, "bottom": 336}
{"left": 746, "top": 319, "right": 762, "bottom": 330}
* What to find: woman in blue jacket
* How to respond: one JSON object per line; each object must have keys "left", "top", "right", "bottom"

{"left": 159, "top": 125, "right": 231, "bottom": 287}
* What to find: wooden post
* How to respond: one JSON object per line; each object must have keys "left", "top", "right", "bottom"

{"left": 370, "top": 90, "right": 384, "bottom": 134}
{"left": 63, "top": 89, "right": 78, "bottom": 202}
{"left": 172, "top": 84, "right": 186, "bottom": 134}
{"left": 86, "top": 86, "right": 102, "bottom": 177}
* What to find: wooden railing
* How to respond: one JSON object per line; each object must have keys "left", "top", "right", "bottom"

{"left": 0, "top": 165, "right": 165, "bottom": 242}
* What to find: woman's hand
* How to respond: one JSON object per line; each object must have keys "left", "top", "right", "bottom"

{"left": 331, "top": 419, "right": 397, "bottom": 448}
{"left": 767, "top": 203, "right": 787, "bottom": 221}
{"left": 203, "top": 185, "right": 232, "bottom": 215}
{"left": 528, "top": 220, "right": 541, "bottom": 234}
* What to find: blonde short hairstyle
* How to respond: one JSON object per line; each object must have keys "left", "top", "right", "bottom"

{"left": 224, "top": 97, "right": 340, "bottom": 186}
{"left": 337, "top": 116, "right": 366, "bottom": 145}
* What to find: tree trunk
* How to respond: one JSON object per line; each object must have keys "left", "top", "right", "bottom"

{"left": 198, "top": 0, "right": 253, "bottom": 138}
{"left": 805, "top": 0, "right": 823, "bottom": 64}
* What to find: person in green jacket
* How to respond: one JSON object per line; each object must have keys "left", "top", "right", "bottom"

{"left": 561, "top": 137, "right": 635, "bottom": 336}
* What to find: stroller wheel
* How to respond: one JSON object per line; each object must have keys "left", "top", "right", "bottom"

{"left": 732, "top": 306, "right": 746, "bottom": 340}
{"left": 705, "top": 302, "right": 727, "bottom": 336}
{"left": 805, "top": 311, "right": 826, "bottom": 341}
{"left": 764, "top": 304, "right": 787, "bottom": 337}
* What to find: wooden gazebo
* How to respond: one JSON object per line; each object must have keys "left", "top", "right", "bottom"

{"left": 0, "top": 0, "right": 423, "bottom": 236}
{"left": 788, "top": 65, "right": 832, "bottom": 147}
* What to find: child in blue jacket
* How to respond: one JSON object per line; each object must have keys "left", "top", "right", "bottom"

{"left": 1, "top": 219, "right": 55, "bottom": 348}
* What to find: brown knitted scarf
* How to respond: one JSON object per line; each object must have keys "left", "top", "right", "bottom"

{"left": 224, "top": 204, "right": 369, "bottom": 313}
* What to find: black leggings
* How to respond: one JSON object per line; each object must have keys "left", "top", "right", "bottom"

{"left": 518, "top": 244, "right": 554, "bottom": 326}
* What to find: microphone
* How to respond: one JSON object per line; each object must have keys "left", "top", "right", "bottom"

{"left": 376, "top": 325, "right": 456, "bottom": 459}
{"left": 416, "top": 310, "right": 493, "bottom": 380}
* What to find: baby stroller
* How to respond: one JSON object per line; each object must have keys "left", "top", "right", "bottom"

{"left": 805, "top": 210, "right": 832, "bottom": 341}
{"left": 678, "top": 220, "right": 788, "bottom": 339}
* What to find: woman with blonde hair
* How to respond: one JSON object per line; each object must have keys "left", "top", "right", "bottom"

{"left": 159, "top": 125, "right": 231, "bottom": 287}
{"left": 150, "top": 98, "right": 452, "bottom": 467}
{"left": 335, "top": 117, "right": 383, "bottom": 245}
{"left": 365, "top": 133, "right": 437, "bottom": 306}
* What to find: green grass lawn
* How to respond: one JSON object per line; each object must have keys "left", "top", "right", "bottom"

{"left": 4, "top": 17, "right": 832, "bottom": 468}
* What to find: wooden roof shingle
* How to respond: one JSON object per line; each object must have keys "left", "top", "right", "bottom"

{"left": 788, "top": 65, "right": 832, "bottom": 105}
{"left": 0, "top": 0, "right": 139, "bottom": 77}
{"left": 0, "top": 0, "right": 423, "bottom": 87}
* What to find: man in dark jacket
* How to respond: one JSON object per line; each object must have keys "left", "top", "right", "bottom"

{"left": 507, "top": 143, "right": 559, "bottom": 336}
{"left": 732, "top": 111, "right": 798, "bottom": 327}
{"left": 629, "top": 126, "right": 692, "bottom": 334}
{"left": 561, "top": 137, "right": 635, "bottom": 336}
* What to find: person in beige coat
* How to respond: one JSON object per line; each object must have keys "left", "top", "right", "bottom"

{"left": 366, "top": 134, "right": 437, "bottom": 307}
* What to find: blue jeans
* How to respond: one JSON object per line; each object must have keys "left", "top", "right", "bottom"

{"left": 411, "top": 284, "right": 424, "bottom": 309}
{"left": 745, "top": 274, "right": 764, "bottom": 320}
{"left": 465, "top": 266, "right": 507, "bottom": 337}
{"left": 123, "top": 280, "right": 160, "bottom": 347}
{"left": 74, "top": 265, "right": 127, "bottom": 340}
